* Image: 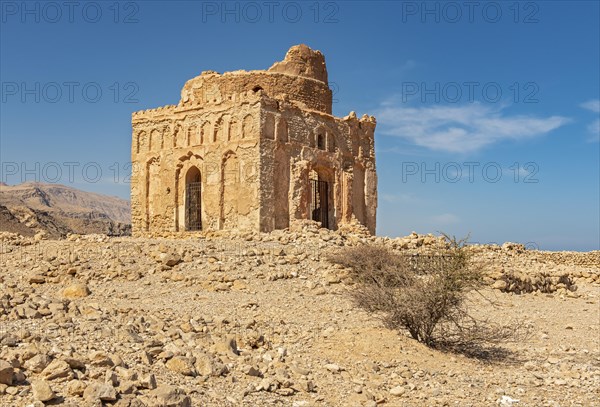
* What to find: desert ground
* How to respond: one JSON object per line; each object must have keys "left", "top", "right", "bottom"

{"left": 0, "top": 226, "right": 598, "bottom": 407}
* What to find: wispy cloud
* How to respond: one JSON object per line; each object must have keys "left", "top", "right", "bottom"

{"left": 581, "top": 99, "right": 600, "bottom": 113}
{"left": 587, "top": 119, "right": 600, "bottom": 142}
{"left": 580, "top": 99, "right": 600, "bottom": 142}
{"left": 375, "top": 103, "right": 569, "bottom": 154}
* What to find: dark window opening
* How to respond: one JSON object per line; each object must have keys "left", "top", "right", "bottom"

{"left": 317, "top": 134, "right": 324, "bottom": 150}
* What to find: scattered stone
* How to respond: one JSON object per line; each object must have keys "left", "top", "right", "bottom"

{"left": 31, "top": 379, "right": 55, "bottom": 402}
{"left": 89, "top": 351, "right": 114, "bottom": 367}
{"left": 63, "top": 356, "right": 86, "bottom": 370}
{"left": 83, "top": 382, "right": 117, "bottom": 401}
{"left": 194, "top": 353, "right": 226, "bottom": 377}
{"left": 41, "top": 359, "right": 72, "bottom": 380}
{"left": 139, "top": 373, "right": 157, "bottom": 390}
{"left": 62, "top": 283, "right": 90, "bottom": 299}
{"left": 161, "top": 253, "right": 182, "bottom": 267}
{"left": 166, "top": 356, "right": 195, "bottom": 376}
{"left": 291, "top": 365, "right": 311, "bottom": 376}
{"left": 492, "top": 280, "right": 507, "bottom": 290}
{"left": 142, "top": 385, "right": 191, "bottom": 407}
{"left": 214, "top": 336, "right": 239, "bottom": 357}
{"left": 66, "top": 379, "right": 86, "bottom": 396}
{"left": 242, "top": 365, "right": 262, "bottom": 377}
{"left": 0, "top": 360, "right": 13, "bottom": 385}
{"left": 28, "top": 274, "right": 46, "bottom": 284}
{"left": 324, "top": 363, "right": 341, "bottom": 372}
{"left": 24, "top": 354, "right": 52, "bottom": 373}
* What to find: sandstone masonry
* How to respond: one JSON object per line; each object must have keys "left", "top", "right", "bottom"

{"left": 131, "top": 45, "right": 377, "bottom": 236}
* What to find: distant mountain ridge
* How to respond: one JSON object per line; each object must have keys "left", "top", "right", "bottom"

{"left": 0, "top": 182, "right": 131, "bottom": 237}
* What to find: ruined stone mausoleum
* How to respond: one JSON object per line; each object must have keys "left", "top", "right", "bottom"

{"left": 131, "top": 45, "right": 377, "bottom": 235}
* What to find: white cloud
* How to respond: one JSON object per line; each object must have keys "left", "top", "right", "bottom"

{"left": 581, "top": 100, "right": 600, "bottom": 142}
{"left": 431, "top": 213, "right": 460, "bottom": 225}
{"left": 587, "top": 119, "right": 600, "bottom": 142}
{"left": 581, "top": 99, "right": 600, "bottom": 113}
{"left": 375, "top": 103, "right": 570, "bottom": 154}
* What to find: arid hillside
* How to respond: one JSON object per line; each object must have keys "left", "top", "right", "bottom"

{"left": 0, "top": 183, "right": 130, "bottom": 238}
{"left": 0, "top": 227, "right": 598, "bottom": 406}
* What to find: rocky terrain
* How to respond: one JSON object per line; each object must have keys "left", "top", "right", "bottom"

{"left": 0, "top": 226, "right": 598, "bottom": 406}
{"left": 0, "top": 183, "right": 130, "bottom": 238}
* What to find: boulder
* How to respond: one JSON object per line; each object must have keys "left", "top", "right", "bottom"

{"left": 83, "top": 382, "right": 117, "bottom": 402}
{"left": 0, "top": 360, "right": 13, "bottom": 385}
{"left": 142, "top": 385, "right": 191, "bottom": 407}
{"left": 31, "top": 379, "right": 55, "bottom": 402}
{"left": 41, "top": 359, "right": 71, "bottom": 380}
{"left": 62, "top": 283, "right": 90, "bottom": 299}
{"left": 165, "top": 356, "right": 195, "bottom": 376}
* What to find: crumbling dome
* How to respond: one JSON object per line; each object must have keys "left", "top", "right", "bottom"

{"left": 179, "top": 44, "right": 332, "bottom": 114}
{"left": 268, "top": 44, "right": 329, "bottom": 83}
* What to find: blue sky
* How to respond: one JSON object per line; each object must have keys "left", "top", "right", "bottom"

{"left": 1, "top": 1, "right": 598, "bottom": 250}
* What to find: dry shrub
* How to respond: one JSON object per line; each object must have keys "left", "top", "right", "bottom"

{"left": 328, "top": 236, "right": 525, "bottom": 351}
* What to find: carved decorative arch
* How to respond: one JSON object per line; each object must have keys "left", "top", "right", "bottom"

{"left": 317, "top": 133, "right": 325, "bottom": 150}
{"left": 188, "top": 123, "right": 199, "bottom": 146}
{"left": 201, "top": 121, "right": 211, "bottom": 144}
{"left": 214, "top": 116, "right": 224, "bottom": 143}
{"left": 219, "top": 150, "right": 239, "bottom": 229}
{"left": 144, "top": 156, "right": 160, "bottom": 231}
{"left": 264, "top": 113, "right": 275, "bottom": 140}
{"left": 314, "top": 125, "right": 335, "bottom": 151}
{"left": 326, "top": 129, "right": 336, "bottom": 152}
{"left": 352, "top": 163, "right": 367, "bottom": 226}
{"left": 308, "top": 164, "right": 335, "bottom": 230}
{"left": 228, "top": 117, "right": 238, "bottom": 141}
{"left": 149, "top": 129, "right": 161, "bottom": 152}
{"left": 174, "top": 122, "right": 185, "bottom": 148}
{"left": 276, "top": 118, "right": 288, "bottom": 143}
{"left": 242, "top": 114, "right": 255, "bottom": 139}
{"left": 136, "top": 130, "right": 147, "bottom": 154}
{"left": 162, "top": 126, "right": 172, "bottom": 149}
{"left": 183, "top": 166, "right": 202, "bottom": 231}
{"left": 174, "top": 152, "right": 204, "bottom": 231}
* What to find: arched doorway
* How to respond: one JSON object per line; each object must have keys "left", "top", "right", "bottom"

{"left": 185, "top": 166, "right": 202, "bottom": 231}
{"left": 309, "top": 169, "right": 331, "bottom": 229}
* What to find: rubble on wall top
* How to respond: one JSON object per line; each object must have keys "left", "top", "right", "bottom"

{"left": 343, "top": 111, "right": 376, "bottom": 124}
{"left": 132, "top": 105, "right": 176, "bottom": 117}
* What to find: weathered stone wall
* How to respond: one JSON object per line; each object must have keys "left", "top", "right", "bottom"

{"left": 258, "top": 98, "right": 377, "bottom": 234}
{"left": 131, "top": 92, "right": 263, "bottom": 236}
{"left": 131, "top": 45, "right": 377, "bottom": 236}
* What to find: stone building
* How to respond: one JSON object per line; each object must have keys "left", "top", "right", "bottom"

{"left": 130, "top": 45, "right": 377, "bottom": 236}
